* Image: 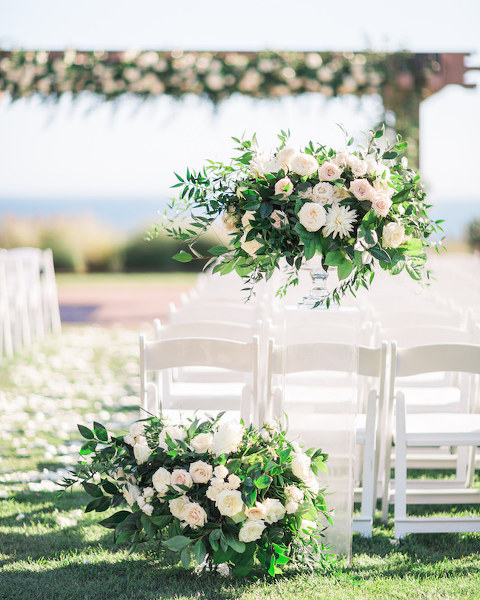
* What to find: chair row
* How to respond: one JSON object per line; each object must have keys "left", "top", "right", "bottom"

{"left": 0, "top": 247, "right": 61, "bottom": 358}
{"left": 139, "top": 320, "right": 480, "bottom": 539}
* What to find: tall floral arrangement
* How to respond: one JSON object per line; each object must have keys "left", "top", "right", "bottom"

{"left": 162, "top": 128, "right": 442, "bottom": 304}
{"left": 61, "top": 414, "right": 331, "bottom": 577}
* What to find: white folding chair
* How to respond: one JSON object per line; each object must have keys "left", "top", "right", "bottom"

{"left": 5, "top": 254, "right": 31, "bottom": 351}
{"left": 0, "top": 250, "right": 13, "bottom": 358}
{"left": 386, "top": 343, "right": 480, "bottom": 538}
{"left": 169, "top": 301, "right": 263, "bottom": 326}
{"left": 267, "top": 339, "right": 388, "bottom": 537}
{"left": 39, "top": 248, "right": 61, "bottom": 334}
{"left": 139, "top": 335, "right": 259, "bottom": 425}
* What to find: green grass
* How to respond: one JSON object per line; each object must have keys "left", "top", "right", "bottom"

{"left": 56, "top": 272, "right": 198, "bottom": 287}
{"left": 1, "top": 327, "right": 480, "bottom": 600}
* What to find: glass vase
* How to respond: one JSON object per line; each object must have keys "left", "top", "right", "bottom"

{"left": 297, "top": 259, "right": 335, "bottom": 310}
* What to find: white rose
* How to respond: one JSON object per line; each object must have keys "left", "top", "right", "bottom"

{"left": 129, "top": 422, "right": 146, "bottom": 438}
{"left": 206, "top": 485, "right": 220, "bottom": 501}
{"left": 169, "top": 496, "right": 191, "bottom": 520}
{"left": 241, "top": 210, "right": 256, "bottom": 229}
{"left": 270, "top": 210, "right": 288, "bottom": 229}
{"left": 249, "top": 153, "right": 280, "bottom": 177}
{"left": 285, "top": 485, "right": 304, "bottom": 504}
{"left": 244, "top": 502, "right": 267, "bottom": 521}
{"left": 133, "top": 444, "right": 151, "bottom": 465}
{"left": 382, "top": 222, "right": 406, "bottom": 248}
{"left": 297, "top": 202, "right": 326, "bottom": 232}
{"left": 291, "top": 453, "right": 312, "bottom": 481}
{"left": 213, "top": 465, "right": 229, "bottom": 479}
{"left": 211, "top": 421, "right": 245, "bottom": 456}
{"left": 291, "top": 152, "right": 318, "bottom": 177}
{"left": 348, "top": 156, "right": 368, "bottom": 177}
{"left": 263, "top": 498, "right": 286, "bottom": 524}
{"left": 190, "top": 433, "right": 213, "bottom": 454}
{"left": 239, "top": 519, "right": 266, "bottom": 543}
{"left": 297, "top": 186, "right": 313, "bottom": 200}
{"left": 182, "top": 502, "right": 207, "bottom": 529}
{"left": 135, "top": 436, "right": 147, "bottom": 446}
{"left": 285, "top": 500, "right": 299, "bottom": 514}
{"left": 276, "top": 147, "right": 298, "bottom": 171}
{"left": 260, "top": 430, "right": 271, "bottom": 442}
{"left": 215, "top": 489, "right": 244, "bottom": 517}
{"left": 305, "top": 475, "right": 320, "bottom": 495}
{"left": 227, "top": 474, "right": 241, "bottom": 490}
{"left": 318, "top": 161, "right": 343, "bottom": 181}
{"left": 123, "top": 483, "right": 141, "bottom": 507}
{"left": 123, "top": 435, "right": 135, "bottom": 446}
{"left": 349, "top": 178, "right": 374, "bottom": 202}
{"left": 332, "top": 185, "right": 350, "bottom": 202}
{"left": 141, "top": 503, "right": 154, "bottom": 516}
{"left": 143, "top": 487, "right": 154, "bottom": 499}
{"left": 372, "top": 192, "right": 392, "bottom": 218}
{"left": 366, "top": 157, "right": 379, "bottom": 175}
{"left": 158, "top": 425, "right": 187, "bottom": 451}
{"left": 137, "top": 495, "right": 146, "bottom": 509}
{"left": 373, "top": 177, "right": 395, "bottom": 198}
{"left": 332, "top": 152, "right": 349, "bottom": 166}
{"left": 170, "top": 469, "right": 193, "bottom": 492}
{"left": 222, "top": 211, "right": 238, "bottom": 233}
{"left": 240, "top": 234, "right": 263, "bottom": 257}
{"left": 189, "top": 460, "right": 213, "bottom": 484}
{"left": 211, "top": 477, "right": 227, "bottom": 489}
{"left": 152, "top": 467, "right": 171, "bottom": 496}
{"left": 311, "top": 182, "right": 334, "bottom": 205}
{"left": 274, "top": 177, "right": 294, "bottom": 196}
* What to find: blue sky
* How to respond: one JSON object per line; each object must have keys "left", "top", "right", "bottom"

{"left": 0, "top": 0, "right": 479, "bottom": 207}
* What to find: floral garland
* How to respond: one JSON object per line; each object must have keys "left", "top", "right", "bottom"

{"left": 61, "top": 414, "right": 332, "bottom": 577}
{"left": 0, "top": 49, "right": 440, "bottom": 104}
{"left": 163, "top": 128, "right": 442, "bottom": 304}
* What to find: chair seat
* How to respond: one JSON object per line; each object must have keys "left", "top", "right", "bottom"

{"left": 404, "top": 413, "right": 480, "bottom": 446}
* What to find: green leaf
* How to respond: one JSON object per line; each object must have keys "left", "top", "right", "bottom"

{"left": 254, "top": 475, "right": 272, "bottom": 489}
{"left": 278, "top": 448, "right": 292, "bottom": 464}
{"left": 140, "top": 514, "right": 157, "bottom": 539}
{"left": 402, "top": 237, "right": 423, "bottom": 256}
{"left": 163, "top": 535, "right": 192, "bottom": 553}
{"left": 101, "top": 481, "right": 119, "bottom": 495}
{"left": 79, "top": 440, "right": 97, "bottom": 455}
{"left": 303, "top": 238, "right": 316, "bottom": 261}
{"left": 208, "top": 245, "right": 229, "bottom": 256}
{"left": 337, "top": 261, "right": 354, "bottom": 281}
{"left": 93, "top": 422, "right": 108, "bottom": 442}
{"left": 369, "top": 246, "right": 391, "bottom": 263}
{"left": 150, "top": 515, "right": 173, "bottom": 528}
{"left": 99, "top": 511, "right": 131, "bottom": 529}
{"left": 324, "top": 250, "right": 344, "bottom": 267}
{"left": 173, "top": 251, "right": 193, "bottom": 263}
{"left": 85, "top": 496, "right": 111, "bottom": 513}
{"left": 226, "top": 534, "right": 246, "bottom": 554}
{"left": 180, "top": 547, "right": 191, "bottom": 568}
{"left": 232, "top": 562, "right": 254, "bottom": 577}
{"left": 77, "top": 424, "right": 94, "bottom": 440}
{"left": 382, "top": 151, "right": 398, "bottom": 160}
{"left": 194, "top": 539, "right": 207, "bottom": 565}
{"left": 260, "top": 202, "right": 273, "bottom": 218}
{"left": 115, "top": 531, "right": 134, "bottom": 545}
{"left": 82, "top": 482, "right": 103, "bottom": 498}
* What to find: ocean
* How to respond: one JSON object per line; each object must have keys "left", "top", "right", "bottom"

{"left": 1, "top": 197, "right": 479, "bottom": 240}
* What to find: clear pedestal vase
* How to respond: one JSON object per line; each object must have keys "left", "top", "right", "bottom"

{"left": 297, "top": 257, "right": 337, "bottom": 310}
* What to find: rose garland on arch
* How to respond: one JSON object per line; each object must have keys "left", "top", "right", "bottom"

{"left": 162, "top": 128, "right": 443, "bottom": 304}
{"left": 60, "top": 414, "right": 332, "bottom": 577}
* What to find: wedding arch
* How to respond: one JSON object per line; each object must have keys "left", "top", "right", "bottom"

{"left": 0, "top": 49, "right": 477, "bottom": 166}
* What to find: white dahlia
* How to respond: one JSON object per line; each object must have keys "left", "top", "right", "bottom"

{"left": 323, "top": 205, "right": 357, "bottom": 239}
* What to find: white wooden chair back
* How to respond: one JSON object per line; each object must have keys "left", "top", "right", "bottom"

{"left": 0, "top": 250, "right": 13, "bottom": 358}
{"left": 169, "top": 301, "right": 262, "bottom": 326}
{"left": 8, "top": 248, "right": 44, "bottom": 340}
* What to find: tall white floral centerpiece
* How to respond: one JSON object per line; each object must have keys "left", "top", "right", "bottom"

{"left": 161, "top": 128, "right": 442, "bottom": 307}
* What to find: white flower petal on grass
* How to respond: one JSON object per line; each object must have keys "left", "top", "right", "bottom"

{"left": 323, "top": 205, "right": 357, "bottom": 239}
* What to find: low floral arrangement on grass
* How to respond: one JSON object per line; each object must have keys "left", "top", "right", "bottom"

{"left": 161, "top": 128, "right": 443, "bottom": 304}
{"left": 61, "top": 413, "right": 331, "bottom": 577}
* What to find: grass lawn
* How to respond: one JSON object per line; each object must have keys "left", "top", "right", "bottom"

{"left": 56, "top": 272, "right": 198, "bottom": 288}
{"left": 1, "top": 327, "right": 480, "bottom": 600}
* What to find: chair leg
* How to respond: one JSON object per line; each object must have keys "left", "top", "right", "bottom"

{"left": 394, "top": 394, "right": 408, "bottom": 539}
{"left": 358, "top": 393, "right": 377, "bottom": 536}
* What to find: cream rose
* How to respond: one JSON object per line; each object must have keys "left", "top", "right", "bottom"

{"left": 285, "top": 485, "right": 304, "bottom": 504}
{"left": 297, "top": 202, "right": 326, "bottom": 232}
{"left": 263, "top": 498, "right": 286, "bottom": 524}
{"left": 133, "top": 443, "right": 151, "bottom": 465}
{"left": 241, "top": 210, "right": 256, "bottom": 229}
{"left": 311, "top": 182, "right": 334, "bottom": 205}
{"left": 170, "top": 469, "right": 193, "bottom": 492}
{"left": 373, "top": 177, "right": 395, "bottom": 198}
{"left": 297, "top": 186, "right": 313, "bottom": 200}
{"left": 372, "top": 192, "right": 392, "bottom": 218}
{"left": 222, "top": 210, "right": 238, "bottom": 233}
{"left": 213, "top": 465, "right": 229, "bottom": 479}
{"left": 152, "top": 467, "right": 171, "bottom": 496}
{"left": 129, "top": 422, "right": 146, "bottom": 439}
{"left": 244, "top": 502, "right": 267, "bottom": 521}
{"left": 190, "top": 432, "right": 213, "bottom": 454}
{"left": 285, "top": 500, "right": 299, "bottom": 514}
{"left": 189, "top": 460, "right": 213, "bottom": 484}
{"left": 240, "top": 234, "right": 262, "bottom": 257}
{"left": 169, "top": 496, "right": 191, "bottom": 520}
{"left": 276, "top": 146, "right": 298, "bottom": 171}
{"left": 206, "top": 485, "right": 220, "bottom": 501}
{"left": 239, "top": 519, "right": 266, "bottom": 543}
{"left": 122, "top": 483, "right": 141, "bottom": 507}
{"left": 291, "top": 152, "right": 318, "bottom": 177}
{"left": 141, "top": 503, "right": 154, "bottom": 516}
{"left": 182, "top": 502, "right": 207, "bottom": 529}
{"left": 382, "top": 222, "right": 406, "bottom": 248}
{"left": 158, "top": 425, "right": 187, "bottom": 451}
{"left": 348, "top": 156, "right": 368, "bottom": 177}
{"left": 123, "top": 435, "right": 135, "bottom": 446}
{"left": 227, "top": 474, "right": 241, "bottom": 490}
{"left": 318, "top": 161, "right": 343, "bottom": 181}
{"left": 349, "top": 178, "right": 374, "bottom": 202}
{"left": 212, "top": 421, "right": 245, "bottom": 456}
{"left": 270, "top": 210, "right": 288, "bottom": 229}
{"left": 143, "top": 487, "right": 154, "bottom": 499}
{"left": 291, "top": 453, "right": 312, "bottom": 481}
{"left": 305, "top": 475, "right": 320, "bottom": 495}
{"left": 215, "top": 489, "right": 244, "bottom": 517}
{"left": 274, "top": 177, "right": 294, "bottom": 196}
